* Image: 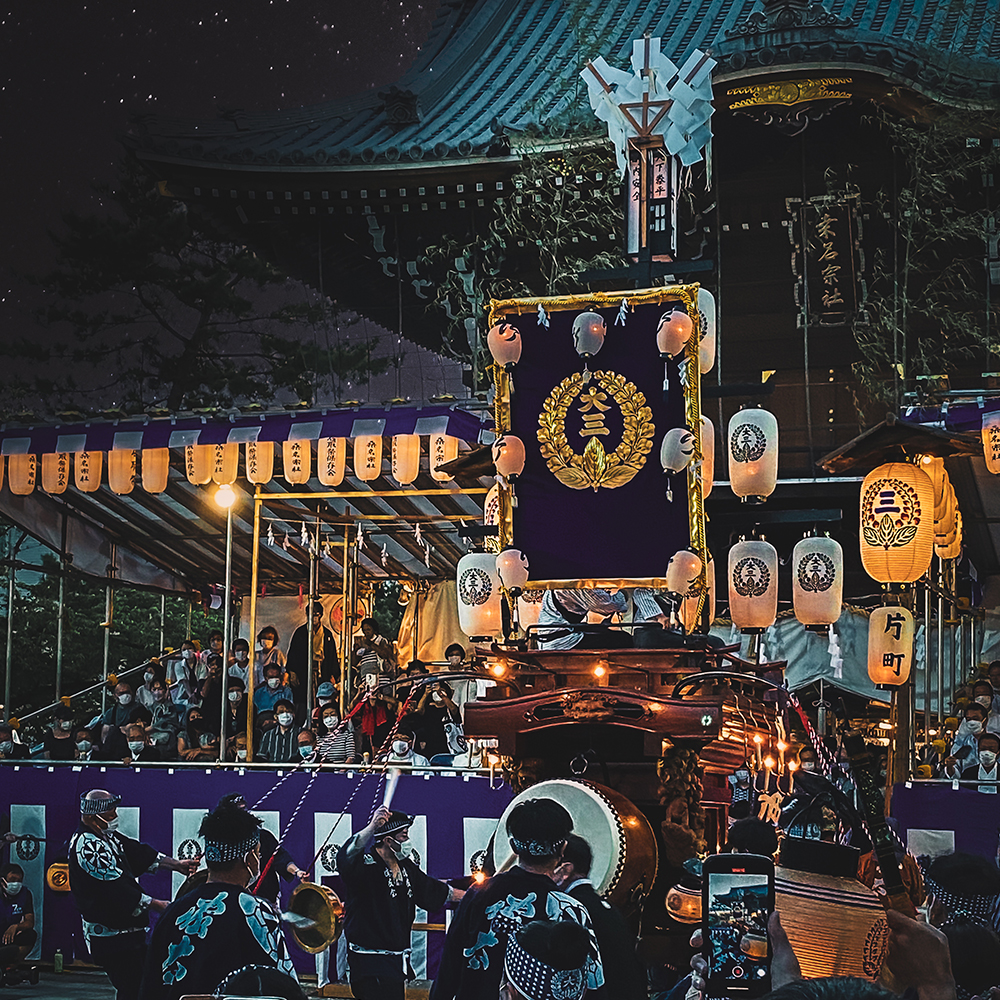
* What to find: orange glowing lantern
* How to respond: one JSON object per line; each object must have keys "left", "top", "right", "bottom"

{"left": 141, "top": 448, "right": 170, "bottom": 493}
{"left": 283, "top": 440, "right": 311, "bottom": 485}
{"left": 8, "top": 454, "right": 36, "bottom": 495}
{"left": 41, "top": 453, "right": 70, "bottom": 495}
{"left": 184, "top": 445, "right": 213, "bottom": 485}
{"left": 456, "top": 552, "right": 504, "bottom": 640}
{"left": 75, "top": 452, "right": 102, "bottom": 492}
{"left": 430, "top": 434, "right": 458, "bottom": 482}
{"left": 391, "top": 434, "right": 420, "bottom": 485}
{"left": 318, "top": 437, "right": 346, "bottom": 487}
{"left": 728, "top": 408, "right": 778, "bottom": 501}
{"left": 656, "top": 309, "right": 694, "bottom": 358}
{"left": 868, "top": 606, "right": 914, "bottom": 685}
{"left": 107, "top": 449, "right": 136, "bottom": 495}
{"left": 859, "top": 463, "right": 934, "bottom": 584}
{"left": 210, "top": 443, "right": 239, "bottom": 485}
{"left": 353, "top": 435, "right": 382, "bottom": 482}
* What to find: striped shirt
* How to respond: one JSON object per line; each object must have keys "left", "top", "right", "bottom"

{"left": 257, "top": 725, "right": 299, "bottom": 763}
{"left": 317, "top": 727, "right": 357, "bottom": 764}
{"left": 536, "top": 590, "right": 628, "bottom": 650}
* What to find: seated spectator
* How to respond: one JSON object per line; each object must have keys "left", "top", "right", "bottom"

{"left": 177, "top": 707, "right": 217, "bottom": 762}
{"left": 199, "top": 654, "right": 225, "bottom": 713}
{"left": 310, "top": 680, "right": 338, "bottom": 728}
{"left": 135, "top": 662, "right": 164, "bottom": 710}
{"left": 0, "top": 724, "right": 28, "bottom": 761}
{"left": 43, "top": 705, "right": 77, "bottom": 761}
{"left": 411, "top": 679, "right": 461, "bottom": 759}
{"left": 229, "top": 637, "right": 252, "bottom": 685}
{"left": 256, "top": 625, "right": 286, "bottom": 683}
{"left": 352, "top": 618, "right": 393, "bottom": 679}
{"left": 0, "top": 862, "right": 36, "bottom": 982}
{"left": 351, "top": 677, "right": 398, "bottom": 758}
{"left": 381, "top": 728, "right": 430, "bottom": 769}
{"left": 146, "top": 677, "right": 181, "bottom": 756}
{"left": 254, "top": 663, "right": 293, "bottom": 717}
{"left": 74, "top": 727, "right": 97, "bottom": 762}
{"left": 396, "top": 660, "right": 429, "bottom": 708}
{"left": 224, "top": 675, "right": 249, "bottom": 743}
{"left": 972, "top": 679, "right": 1000, "bottom": 733}
{"left": 124, "top": 723, "right": 159, "bottom": 764}
{"left": 989, "top": 660, "right": 1000, "bottom": 713}
{"left": 256, "top": 700, "right": 299, "bottom": 763}
{"left": 164, "top": 639, "right": 201, "bottom": 708}
{"left": 445, "top": 643, "right": 466, "bottom": 670}
{"left": 199, "top": 630, "right": 225, "bottom": 680}
{"left": 725, "top": 817, "right": 779, "bottom": 857}
{"left": 960, "top": 731, "right": 1000, "bottom": 793}
{"left": 297, "top": 728, "right": 317, "bottom": 762}
{"left": 255, "top": 709, "right": 277, "bottom": 745}
{"left": 233, "top": 731, "right": 248, "bottom": 764}
{"left": 315, "top": 705, "right": 357, "bottom": 765}
{"left": 99, "top": 681, "right": 137, "bottom": 742}
{"left": 946, "top": 702, "right": 988, "bottom": 772}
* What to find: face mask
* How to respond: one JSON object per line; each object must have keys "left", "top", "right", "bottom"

{"left": 261, "top": 638, "right": 274, "bottom": 648}
{"left": 393, "top": 740, "right": 410, "bottom": 756}
{"left": 199, "top": 733, "right": 215, "bottom": 748}
{"left": 60, "top": 720, "right": 73, "bottom": 731}
{"left": 102, "top": 816, "right": 120, "bottom": 834}
{"left": 976, "top": 696, "right": 992, "bottom": 708}
{"left": 236, "top": 749, "right": 247, "bottom": 761}
{"left": 277, "top": 712, "right": 293, "bottom": 727}
{"left": 118, "top": 694, "right": 132, "bottom": 706}
{"left": 735, "top": 770, "right": 749, "bottom": 783}
{"left": 267, "top": 677, "right": 280, "bottom": 689}
{"left": 144, "top": 671, "right": 155, "bottom": 683}
{"left": 244, "top": 851, "right": 260, "bottom": 885}
{"left": 228, "top": 691, "right": 241, "bottom": 703}
{"left": 980, "top": 751, "right": 998, "bottom": 769}
{"left": 182, "top": 650, "right": 194, "bottom": 660}
{"left": 298, "top": 745, "right": 313, "bottom": 759}
{"left": 4, "top": 881, "right": 22, "bottom": 896}
{"left": 0, "top": 742, "right": 12, "bottom": 755}
{"left": 77, "top": 740, "right": 91, "bottom": 752}
{"left": 153, "top": 690, "right": 166, "bottom": 701}
{"left": 128, "top": 741, "right": 145, "bottom": 755}
{"left": 801, "top": 761, "right": 816, "bottom": 772}
{"left": 323, "top": 715, "right": 338, "bottom": 729}
{"left": 963, "top": 719, "right": 983, "bottom": 733}
{"left": 236, "top": 651, "right": 248, "bottom": 661}
{"left": 388, "top": 838, "right": 414, "bottom": 860}
{"left": 431, "top": 691, "right": 443, "bottom": 703}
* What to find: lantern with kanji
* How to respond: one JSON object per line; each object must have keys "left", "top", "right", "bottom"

{"left": 728, "top": 408, "right": 778, "bottom": 501}
{"left": 430, "top": 434, "right": 458, "bottom": 482}
{"left": 572, "top": 311, "right": 606, "bottom": 358}
{"left": 318, "top": 437, "right": 346, "bottom": 487}
{"left": 283, "top": 439, "right": 311, "bottom": 485}
{"left": 729, "top": 538, "right": 778, "bottom": 632}
{"left": 41, "top": 453, "right": 70, "bottom": 495}
{"left": 185, "top": 445, "right": 213, "bottom": 485}
{"left": 211, "top": 443, "right": 239, "bottom": 485}
{"left": 245, "top": 441, "right": 274, "bottom": 484}
{"left": 75, "top": 451, "right": 102, "bottom": 492}
{"left": 792, "top": 535, "right": 843, "bottom": 628}
{"left": 982, "top": 411, "right": 1000, "bottom": 474}
{"left": 859, "top": 463, "right": 934, "bottom": 584}
{"left": 8, "top": 454, "right": 36, "bottom": 496}
{"left": 108, "top": 449, "right": 136, "bottom": 495}
{"left": 391, "top": 434, "right": 420, "bottom": 485}
{"left": 660, "top": 428, "right": 696, "bottom": 474}
{"left": 456, "top": 551, "right": 504, "bottom": 640}
{"left": 656, "top": 308, "right": 694, "bottom": 359}
{"left": 353, "top": 435, "right": 383, "bottom": 482}
{"left": 492, "top": 435, "right": 526, "bottom": 480}
{"left": 487, "top": 322, "right": 522, "bottom": 369}
{"left": 868, "top": 606, "right": 914, "bottom": 685}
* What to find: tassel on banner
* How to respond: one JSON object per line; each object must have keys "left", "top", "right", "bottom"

{"left": 537, "top": 303, "right": 549, "bottom": 328}
{"left": 282, "top": 533, "right": 291, "bottom": 551}
{"left": 424, "top": 543, "right": 432, "bottom": 569}
{"left": 616, "top": 297, "right": 629, "bottom": 327}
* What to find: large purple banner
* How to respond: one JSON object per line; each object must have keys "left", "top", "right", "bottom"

{"left": 890, "top": 783, "right": 1000, "bottom": 860}
{"left": 0, "top": 764, "right": 512, "bottom": 977}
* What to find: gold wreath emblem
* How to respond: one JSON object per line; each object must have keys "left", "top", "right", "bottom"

{"left": 537, "top": 370, "right": 654, "bottom": 491}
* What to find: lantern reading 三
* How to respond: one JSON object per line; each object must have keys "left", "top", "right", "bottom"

{"left": 792, "top": 536, "right": 843, "bottom": 628}
{"left": 729, "top": 539, "right": 778, "bottom": 632}
{"left": 728, "top": 409, "right": 778, "bottom": 501}
{"left": 456, "top": 552, "right": 504, "bottom": 640}
{"left": 859, "top": 463, "right": 934, "bottom": 584}
{"left": 868, "top": 606, "right": 914, "bottom": 685}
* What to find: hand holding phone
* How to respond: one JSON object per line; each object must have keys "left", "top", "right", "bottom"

{"left": 701, "top": 853, "right": 775, "bottom": 996}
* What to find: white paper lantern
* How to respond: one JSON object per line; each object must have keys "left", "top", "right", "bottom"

{"left": 859, "top": 462, "right": 934, "bottom": 584}
{"left": 698, "top": 288, "right": 716, "bottom": 374}
{"left": 656, "top": 309, "right": 694, "bottom": 358}
{"left": 982, "top": 411, "right": 1000, "bottom": 473}
{"left": 728, "top": 408, "right": 778, "bottom": 501}
{"left": 496, "top": 547, "right": 530, "bottom": 592}
{"left": 487, "top": 322, "right": 522, "bottom": 368}
{"left": 210, "top": 443, "right": 239, "bottom": 485}
{"left": 700, "top": 415, "right": 715, "bottom": 498}
{"left": 391, "top": 434, "right": 420, "bottom": 485}
{"left": 108, "top": 449, "right": 137, "bottom": 495}
{"left": 142, "top": 448, "right": 170, "bottom": 493}
{"left": 729, "top": 539, "right": 778, "bottom": 632}
{"left": 41, "top": 453, "right": 70, "bottom": 495}
{"left": 920, "top": 455, "right": 949, "bottom": 510}
{"left": 666, "top": 549, "right": 703, "bottom": 596}
{"left": 660, "top": 428, "right": 696, "bottom": 474}
{"left": 492, "top": 435, "right": 526, "bottom": 479}
{"left": 518, "top": 589, "right": 545, "bottom": 628}
{"left": 245, "top": 441, "right": 274, "bottom": 484}
{"left": 937, "top": 509, "right": 963, "bottom": 560}
{"left": 184, "top": 445, "right": 213, "bottom": 485}
{"left": 456, "top": 552, "right": 504, "bottom": 640}
{"left": 682, "top": 558, "right": 715, "bottom": 631}
{"left": 792, "top": 536, "right": 843, "bottom": 628}
{"left": 353, "top": 435, "right": 382, "bottom": 482}
{"left": 282, "top": 439, "right": 311, "bottom": 485}
{"left": 318, "top": 437, "right": 346, "bottom": 487}
{"left": 75, "top": 451, "right": 102, "bottom": 492}
{"left": 868, "top": 606, "right": 914, "bottom": 685}
{"left": 572, "top": 311, "right": 606, "bottom": 357}
{"left": 8, "top": 454, "right": 36, "bottom": 495}
{"left": 430, "top": 434, "right": 458, "bottom": 482}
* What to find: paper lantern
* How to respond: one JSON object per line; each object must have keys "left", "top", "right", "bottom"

{"left": 666, "top": 549, "right": 702, "bottom": 596}
{"left": 496, "top": 547, "right": 530, "bottom": 593}
{"left": 353, "top": 435, "right": 382, "bottom": 482}
{"left": 108, "top": 449, "right": 136, "bottom": 495}
{"left": 492, "top": 435, "right": 525, "bottom": 479}
{"left": 142, "top": 448, "right": 170, "bottom": 493}
{"left": 282, "top": 440, "right": 311, "bottom": 485}
{"left": 859, "top": 462, "right": 934, "bottom": 584}
{"left": 660, "top": 428, "right": 696, "bottom": 474}
{"left": 456, "top": 551, "right": 504, "bottom": 640}
{"left": 487, "top": 322, "right": 522, "bottom": 368}
{"left": 921, "top": 455, "right": 950, "bottom": 510}
{"left": 318, "top": 437, "right": 346, "bottom": 487}
{"left": 937, "top": 509, "right": 963, "bottom": 560}
{"left": 934, "top": 479, "right": 954, "bottom": 524}
{"left": 8, "top": 454, "right": 36, "bottom": 495}
{"left": 656, "top": 309, "right": 694, "bottom": 358}
{"left": 729, "top": 539, "right": 778, "bottom": 632}
{"left": 572, "top": 311, "right": 606, "bottom": 358}
{"left": 868, "top": 606, "right": 914, "bottom": 685}
{"left": 430, "top": 434, "right": 458, "bottom": 482}
{"left": 184, "top": 445, "right": 213, "bottom": 485}
{"left": 698, "top": 288, "right": 716, "bottom": 374}
{"left": 210, "top": 443, "right": 239, "bottom": 485}
{"left": 933, "top": 487, "right": 957, "bottom": 543}
{"left": 682, "top": 558, "right": 715, "bottom": 631}
{"left": 982, "top": 411, "right": 1000, "bottom": 473}
{"left": 0, "top": 456, "right": 4, "bottom": 492}
{"left": 75, "top": 451, "right": 102, "bottom": 492}
{"left": 792, "top": 536, "right": 843, "bottom": 628}
{"left": 700, "top": 415, "right": 715, "bottom": 498}
{"left": 41, "top": 453, "right": 70, "bottom": 495}
{"left": 518, "top": 589, "right": 544, "bottom": 628}
{"left": 245, "top": 441, "right": 274, "bottom": 484}
{"left": 728, "top": 408, "right": 778, "bottom": 501}
{"left": 390, "top": 434, "right": 420, "bottom": 485}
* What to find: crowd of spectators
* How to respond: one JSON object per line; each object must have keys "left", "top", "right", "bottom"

{"left": 0, "top": 614, "right": 482, "bottom": 770}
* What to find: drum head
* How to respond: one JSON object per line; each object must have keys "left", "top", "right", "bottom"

{"left": 491, "top": 778, "right": 654, "bottom": 902}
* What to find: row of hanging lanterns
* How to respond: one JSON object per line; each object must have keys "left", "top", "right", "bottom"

{"left": 0, "top": 435, "right": 461, "bottom": 495}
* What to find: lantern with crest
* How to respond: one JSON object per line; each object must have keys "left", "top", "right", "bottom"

{"left": 729, "top": 538, "right": 778, "bottom": 632}
{"left": 492, "top": 435, "right": 526, "bottom": 481}
{"left": 456, "top": 551, "right": 504, "bottom": 641}
{"left": 496, "top": 547, "right": 530, "bottom": 596}
{"left": 697, "top": 288, "right": 716, "bottom": 374}
{"left": 859, "top": 463, "right": 934, "bottom": 584}
{"left": 728, "top": 408, "right": 778, "bottom": 502}
{"left": 792, "top": 535, "right": 843, "bottom": 630}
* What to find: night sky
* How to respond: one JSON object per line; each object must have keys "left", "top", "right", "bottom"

{"left": 0, "top": 1, "right": 460, "bottom": 404}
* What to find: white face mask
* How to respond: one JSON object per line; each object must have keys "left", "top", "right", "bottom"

{"left": 236, "top": 650, "right": 248, "bottom": 661}
{"left": 801, "top": 761, "right": 816, "bottom": 772}
{"left": 144, "top": 671, "right": 155, "bottom": 683}
{"left": 277, "top": 712, "right": 293, "bottom": 727}
{"left": 389, "top": 838, "right": 414, "bottom": 860}
{"left": 228, "top": 691, "right": 241, "bottom": 703}
{"left": 963, "top": 719, "right": 984, "bottom": 733}
{"left": 431, "top": 691, "right": 443, "bottom": 703}
{"left": 60, "top": 720, "right": 73, "bottom": 731}
{"left": 323, "top": 715, "right": 338, "bottom": 729}
{"left": 298, "top": 744, "right": 313, "bottom": 758}
{"left": 267, "top": 677, "right": 280, "bottom": 689}
{"left": 102, "top": 816, "right": 120, "bottom": 834}
{"left": 318, "top": 698, "right": 332, "bottom": 706}
{"left": 735, "top": 769, "right": 750, "bottom": 783}
{"left": 393, "top": 740, "right": 411, "bottom": 756}
{"left": 976, "top": 696, "right": 993, "bottom": 708}
{"left": 3, "top": 881, "right": 22, "bottom": 895}
{"left": 118, "top": 693, "right": 132, "bottom": 706}
{"left": 128, "top": 741, "right": 145, "bottom": 755}
{"left": 980, "top": 750, "right": 998, "bottom": 769}
{"left": 236, "top": 749, "right": 247, "bottom": 761}
{"left": 182, "top": 650, "right": 195, "bottom": 661}
{"left": 77, "top": 740, "right": 91, "bottom": 752}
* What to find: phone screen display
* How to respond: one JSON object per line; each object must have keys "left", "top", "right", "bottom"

{"left": 706, "top": 871, "right": 771, "bottom": 987}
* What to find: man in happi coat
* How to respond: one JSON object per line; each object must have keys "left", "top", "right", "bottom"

{"left": 429, "top": 798, "right": 604, "bottom": 1000}
{"left": 139, "top": 798, "right": 298, "bottom": 1000}
{"left": 69, "top": 790, "right": 198, "bottom": 1000}
{"left": 337, "top": 805, "right": 462, "bottom": 1000}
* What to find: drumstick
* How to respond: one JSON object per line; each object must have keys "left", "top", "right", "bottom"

{"left": 383, "top": 767, "right": 402, "bottom": 811}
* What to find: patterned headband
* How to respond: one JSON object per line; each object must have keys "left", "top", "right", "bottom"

{"left": 504, "top": 927, "right": 586, "bottom": 1000}
{"left": 510, "top": 836, "right": 565, "bottom": 859}
{"left": 923, "top": 871, "right": 1000, "bottom": 927}
{"left": 80, "top": 793, "right": 121, "bottom": 815}
{"left": 204, "top": 831, "right": 260, "bottom": 863}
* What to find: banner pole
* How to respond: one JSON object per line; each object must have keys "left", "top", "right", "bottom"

{"left": 246, "top": 488, "right": 262, "bottom": 762}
